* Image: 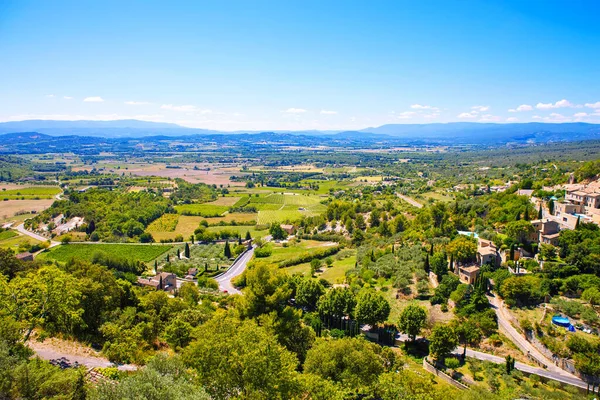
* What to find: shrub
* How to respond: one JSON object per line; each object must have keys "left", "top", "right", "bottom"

{"left": 445, "top": 357, "right": 460, "bottom": 370}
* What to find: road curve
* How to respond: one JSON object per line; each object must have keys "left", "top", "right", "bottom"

{"left": 15, "top": 224, "right": 60, "bottom": 247}
{"left": 453, "top": 348, "right": 586, "bottom": 390}
{"left": 487, "top": 294, "right": 579, "bottom": 379}
{"left": 215, "top": 245, "right": 255, "bottom": 294}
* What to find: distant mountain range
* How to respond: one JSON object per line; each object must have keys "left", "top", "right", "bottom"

{"left": 1, "top": 119, "right": 600, "bottom": 145}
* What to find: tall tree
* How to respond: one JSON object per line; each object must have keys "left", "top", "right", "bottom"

{"left": 354, "top": 290, "right": 391, "bottom": 326}
{"left": 429, "top": 323, "right": 458, "bottom": 361}
{"left": 224, "top": 241, "right": 232, "bottom": 258}
{"left": 397, "top": 304, "right": 427, "bottom": 341}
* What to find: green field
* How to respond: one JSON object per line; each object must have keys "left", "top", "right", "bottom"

{"left": 38, "top": 243, "right": 173, "bottom": 263}
{"left": 206, "top": 225, "right": 268, "bottom": 239}
{"left": 246, "top": 193, "right": 326, "bottom": 224}
{"left": 1, "top": 186, "right": 61, "bottom": 199}
{"left": 174, "top": 203, "right": 229, "bottom": 216}
{"left": 0, "top": 230, "right": 18, "bottom": 241}
{"left": 0, "top": 232, "right": 40, "bottom": 251}
{"left": 146, "top": 214, "right": 179, "bottom": 232}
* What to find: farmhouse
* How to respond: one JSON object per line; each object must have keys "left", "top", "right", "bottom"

{"left": 15, "top": 251, "right": 34, "bottom": 261}
{"left": 458, "top": 265, "right": 480, "bottom": 285}
{"left": 280, "top": 224, "right": 296, "bottom": 235}
{"left": 138, "top": 272, "right": 177, "bottom": 292}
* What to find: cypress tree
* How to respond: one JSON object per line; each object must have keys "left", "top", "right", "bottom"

{"left": 177, "top": 248, "right": 180, "bottom": 259}
{"left": 224, "top": 240, "right": 232, "bottom": 258}
{"left": 524, "top": 206, "right": 530, "bottom": 221}
{"left": 576, "top": 216, "right": 581, "bottom": 230}
{"left": 430, "top": 243, "right": 434, "bottom": 256}
{"left": 509, "top": 244, "right": 515, "bottom": 261}
{"left": 190, "top": 235, "right": 194, "bottom": 244}
{"left": 166, "top": 254, "right": 170, "bottom": 262}
{"left": 245, "top": 231, "right": 251, "bottom": 241}
{"left": 154, "top": 260, "right": 158, "bottom": 272}
{"left": 424, "top": 253, "right": 430, "bottom": 273}
{"left": 538, "top": 204, "right": 543, "bottom": 219}
{"left": 515, "top": 211, "right": 521, "bottom": 221}
{"left": 549, "top": 200, "right": 555, "bottom": 215}
{"left": 238, "top": 236, "right": 242, "bottom": 246}
{"left": 184, "top": 243, "right": 190, "bottom": 258}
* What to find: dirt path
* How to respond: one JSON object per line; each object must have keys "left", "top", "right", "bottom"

{"left": 396, "top": 193, "right": 423, "bottom": 208}
{"left": 28, "top": 337, "right": 136, "bottom": 371}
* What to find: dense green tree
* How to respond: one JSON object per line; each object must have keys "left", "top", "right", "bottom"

{"left": 354, "top": 290, "right": 390, "bottom": 326}
{"left": 451, "top": 317, "right": 482, "bottom": 358}
{"left": 237, "top": 264, "right": 291, "bottom": 318}
{"left": 91, "top": 354, "right": 211, "bottom": 400}
{"left": 183, "top": 313, "right": 300, "bottom": 400}
{"left": 270, "top": 224, "right": 288, "bottom": 241}
{"left": 428, "top": 323, "right": 457, "bottom": 361}
{"left": 446, "top": 236, "right": 477, "bottom": 264}
{"left": 296, "top": 278, "right": 325, "bottom": 311}
{"left": 397, "top": 304, "right": 427, "bottom": 341}
{"left": 317, "top": 287, "right": 356, "bottom": 320}
{"left": 304, "top": 337, "right": 386, "bottom": 392}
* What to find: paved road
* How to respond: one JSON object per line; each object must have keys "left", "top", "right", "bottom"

{"left": 15, "top": 224, "right": 60, "bottom": 247}
{"left": 453, "top": 348, "right": 587, "bottom": 390}
{"left": 396, "top": 193, "right": 423, "bottom": 208}
{"left": 215, "top": 245, "right": 255, "bottom": 294}
{"left": 487, "top": 294, "right": 580, "bottom": 379}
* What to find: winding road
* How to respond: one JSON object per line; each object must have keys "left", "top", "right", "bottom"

{"left": 453, "top": 348, "right": 587, "bottom": 390}
{"left": 215, "top": 245, "right": 256, "bottom": 294}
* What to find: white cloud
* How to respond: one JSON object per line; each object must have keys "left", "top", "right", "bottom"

{"left": 410, "top": 104, "right": 439, "bottom": 111}
{"left": 536, "top": 99, "right": 575, "bottom": 110}
{"left": 83, "top": 96, "right": 104, "bottom": 102}
{"left": 457, "top": 112, "right": 477, "bottom": 119}
{"left": 45, "top": 94, "right": 55, "bottom": 98}
{"left": 423, "top": 113, "right": 439, "bottom": 119}
{"left": 585, "top": 102, "right": 600, "bottom": 109}
{"left": 125, "top": 101, "right": 150, "bottom": 105}
{"left": 320, "top": 110, "right": 337, "bottom": 115}
{"left": 284, "top": 108, "right": 307, "bottom": 114}
{"left": 574, "top": 112, "right": 589, "bottom": 118}
{"left": 397, "top": 111, "right": 416, "bottom": 119}
{"left": 506, "top": 117, "right": 518, "bottom": 122}
{"left": 471, "top": 105, "right": 489, "bottom": 112}
{"left": 509, "top": 104, "right": 533, "bottom": 112}
{"left": 63, "top": 96, "right": 73, "bottom": 100}
{"left": 161, "top": 104, "right": 196, "bottom": 112}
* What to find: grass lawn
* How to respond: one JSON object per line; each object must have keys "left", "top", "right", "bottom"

{"left": 253, "top": 240, "right": 338, "bottom": 269}
{"left": 0, "top": 233, "right": 41, "bottom": 251}
{"left": 1, "top": 186, "right": 61, "bottom": 200}
{"left": 175, "top": 203, "right": 229, "bottom": 216}
{"left": 0, "top": 230, "right": 18, "bottom": 241}
{"left": 206, "top": 225, "right": 268, "bottom": 239}
{"left": 38, "top": 243, "right": 173, "bottom": 263}
{"left": 320, "top": 255, "right": 356, "bottom": 283}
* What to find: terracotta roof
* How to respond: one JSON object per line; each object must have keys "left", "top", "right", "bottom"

{"left": 460, "top": 266, "right": 480, "bottom": 273}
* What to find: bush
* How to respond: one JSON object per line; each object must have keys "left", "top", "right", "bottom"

{"left": 445, "top": 357, "right": 460, "bottom": 370}
{"left": 254, "top": 245, "right": 273, "bottom": 258}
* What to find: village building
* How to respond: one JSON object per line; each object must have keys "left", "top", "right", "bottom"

{"left": 15, "top": 252, "right": 34, "bottom": 261}
{"left": 458, "top": 265, "right": 480, "bottom": 285}
{"left": 280, "top": 224, "right": 296, "bottom": 235}
{"left": 137, "top": 272, "right": 177, "bottom": 291}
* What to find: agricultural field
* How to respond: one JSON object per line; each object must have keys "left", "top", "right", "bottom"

{"left": 0, "top": 199, "right": 55, "bottom": 222}
{"left": 0, "top": 232, "right": 41, "bottom": 251}
{"left": 0, "top": 230, "right": 18, "bottom": 241}
{"left": 246, "top": 193, "right": 326, "bottom": 224}
{"left": 161, "top": 243, "right": 229, "bottom": 277}
{"left": 210, "top": 196, "right": 241, "bottom": 206}
{"left": 285, "top": 252, "right": 356, "bottom": 283}
{"left": 175, "top": 203, "right": 229, "bottom": 216}
{"left": 38, "top": 243, "right": 172, "bottom": 263}
{"left": 206, "top": 225, "right": 268, "bottom": 239}
{"left": 252, "top": 240, "right": 339, "bottom": 269}
{"left": 146, "top": 214, "right": 179, "bottom": 233}
{"left": 1, "top": 186, "right": 61, "bottom": 199}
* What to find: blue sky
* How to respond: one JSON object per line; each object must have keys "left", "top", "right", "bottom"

{"left": 1, "top": 0, "right": 599, "bottom": 130}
